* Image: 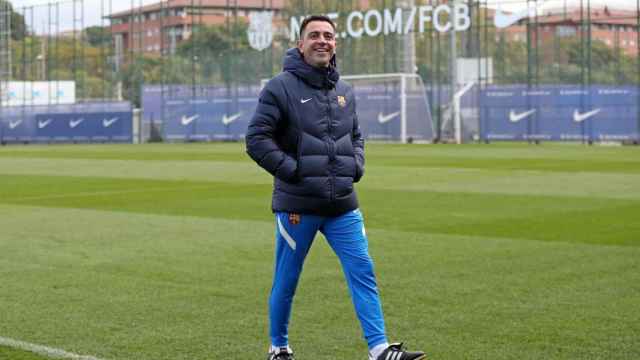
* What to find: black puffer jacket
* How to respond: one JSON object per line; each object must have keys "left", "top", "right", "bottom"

{"left": 246, "top": 48, "right": 365, "bottom": 216}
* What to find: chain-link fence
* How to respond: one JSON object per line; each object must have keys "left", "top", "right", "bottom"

{"left": 1, "top": 0, "right": 639, "bottom": 143}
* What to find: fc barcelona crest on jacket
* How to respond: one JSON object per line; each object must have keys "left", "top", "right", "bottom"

{"left": 337, "top": 96, "right": 346, "bottom": 107}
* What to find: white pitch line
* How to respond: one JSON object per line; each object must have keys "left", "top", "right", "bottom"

{"left": 0, "top": 336, "right": 106, "bottom": 360}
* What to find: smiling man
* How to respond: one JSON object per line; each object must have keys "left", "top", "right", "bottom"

{"left": 246, "top": 15, "right": 425, "bottom": 360}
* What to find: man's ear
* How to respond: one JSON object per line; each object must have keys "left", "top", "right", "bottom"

{"left": 297, "top": 39, "right": 304, "bottom": 52}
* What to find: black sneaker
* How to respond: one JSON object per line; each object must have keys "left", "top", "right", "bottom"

{"left": 267, "top": 346, "right": 295, "bottom": 360}
{"left": 376, "top": 343, "right": 425, "bottom": 360}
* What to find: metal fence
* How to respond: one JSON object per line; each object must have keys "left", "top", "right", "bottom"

{"left": 1, "top": 0, "right": 639, "bottom": 143}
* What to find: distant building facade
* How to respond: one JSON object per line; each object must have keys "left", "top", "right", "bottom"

{"left": 107, "top": 0, "right": 284, "bottom": 63}
{"left": 496, "top": 6, "right": 638, "bottom": 57}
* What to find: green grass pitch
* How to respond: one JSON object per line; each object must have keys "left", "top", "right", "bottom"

{"left": 0, "top": 142, "right": 639, "bottom": 360}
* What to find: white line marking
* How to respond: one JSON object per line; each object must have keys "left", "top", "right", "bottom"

{"left": 0, "top": 336, "right": 106, "bottom": 360}
{"left": 277, "top": 216, "right": 296, "bottom": 250}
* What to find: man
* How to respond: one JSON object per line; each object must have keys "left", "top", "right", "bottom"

{"left": 246, "top": 15, "right": 425, "bottom": 360}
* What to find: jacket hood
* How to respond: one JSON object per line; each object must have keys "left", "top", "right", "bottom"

{"left": 283, "top": 47, "right": 339, "bottom": 89}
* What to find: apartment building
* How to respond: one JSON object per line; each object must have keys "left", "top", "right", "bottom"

{"left": 496, "top": 6, "right": 638, "bottom": 57}
{"left": 107, "top": 0, "right": 284, "bottom": 58}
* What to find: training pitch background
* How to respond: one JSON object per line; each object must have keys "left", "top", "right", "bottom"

{"left": 0, "top": 143, "right": 639, "bottom": 359}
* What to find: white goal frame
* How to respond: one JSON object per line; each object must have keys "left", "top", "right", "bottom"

{"left": 261, "top": 72, "right": 431, "bottom": 144}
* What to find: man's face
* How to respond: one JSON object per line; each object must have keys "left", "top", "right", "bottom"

{"left": 297, "top": 20, "right": 336, "bottom": 68}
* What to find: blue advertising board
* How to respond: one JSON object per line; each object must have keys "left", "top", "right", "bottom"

{"left": 149, "top": 83, "right": 433, "bottom": 142}
{"left": 0, "top": 102, "right": 133, "bottom": 143}
{"left": 163, "top": 96, "right": 258, "bottom": 141}
{"left": 480, "top": 85, "right": 640, "bottom": 142}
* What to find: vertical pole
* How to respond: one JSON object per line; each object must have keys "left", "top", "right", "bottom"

{"left": 269, "top": 0, "right": 274, "bottom": 77}
{"left": 55, "top": 2, "right": 59, "bottom": 103}
{"left": 400, "top": 74, "right": 407, "bottom": 143}
{"left": 29, "top": 6, "right": 34, "bottom": 105}
{"left": 436, "top": 0, "right": 442, "bottom": 142}
{"left": 637, "top": 0, "right": 640, "bottom": 143}
{"left": 587, "top": 0, "right": 592, "bottom": 144}
{"left": 73, "top": 0, "right": 77, "bottom": 100}
{"left": 450, "top": 0, "right": 460, "bottom": 144}
{"left": 525, "top": 0, "right": 533, "bottom": 143}
{"left": 528, "top": 0, "right": 541, "bottom": 139}
{"left": 580, "top": 0, "right": 586, "bottom": 144}
{"left": 129, "top": 0, "right": 134, "bottom": 104}
{"left": 159, "top": 0, "right": 164, "bottom": 132}
{"left": 81, "top": 0, "right": 85, "bottom": 101}
{"left": 428, "top": 0, "right": 435, "bottom": 142}
{"left": 191, "top": 0, "right": 195, "bottom": 98}
{"left": 138, "top": 0, "right": 143, "bottom": 107}
{"left": 475, "top": 0, "right": 481, "bottom": 143}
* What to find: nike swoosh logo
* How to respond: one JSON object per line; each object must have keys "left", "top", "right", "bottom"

{"left": 181, "top": 114, "right": 199, "bottom": 126}
{"left": 377, "top": 111, "right": 400, "bottom": 124}
{"left": 8, "top": 120, "right": 22, "bottom": 129}
{"left": 301, "top": 98, "right": 312, "bottom": 104}
{"left": 103, "top": 117, "right": 119, "bottom": 127}
{"left": 69, "top": 118, "right": 84, "bottom": 128}
{"left": 573, "top": 108, "right": 601, "bottom": 123}
{"left": 38, "top": 119, "right": 53, "bottom": 129}
{"left": 509, "top": 109, "right": 536, "bottom": 123}
{"left": 222, "top": 112, "right": 243, "bottom": 126}
{"left": 494, "top": 3, "right": 546, "bottom": 29}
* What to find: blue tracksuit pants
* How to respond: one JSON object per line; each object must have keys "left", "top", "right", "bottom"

{"left": 269, "top": 209, "right": 388, "bottom": 349}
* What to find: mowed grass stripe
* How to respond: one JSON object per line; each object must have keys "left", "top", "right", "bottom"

{"left": 0, "top": 158, "right": 269, "bottom": 185}
{"left": 2, "top": 158, "right": 640, "bottom": 200}
{"left": 2, "top": 156, "right": 640, "bottom": 202}
{"left": 1, "top": 174, "right": 639, "bottom": 246}
{"left": 0, "top": 143, "right": 249, "bottom": 162}
{"left": 1, "top": 143, "right": 639, "bottom": 173}
{"left": 1, "top": 205, "right": 638, "bottom": 360}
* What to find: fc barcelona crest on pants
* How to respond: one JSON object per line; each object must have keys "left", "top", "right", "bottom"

{"left": 288, "top": 213, "right": 301, "bottom": 225}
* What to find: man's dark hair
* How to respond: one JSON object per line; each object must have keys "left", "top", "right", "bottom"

{"left": 299, "top": 15, "right": 336, "bottom": 38}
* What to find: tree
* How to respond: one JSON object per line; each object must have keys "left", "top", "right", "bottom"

{"left": 176, "top": 21, "right": 262, "bottom": 85}
{"left": 0, "top": 0, "right": 27, "bottom": 40}
{"left": 85, "top": 26, "right": 111, "bottom": 47}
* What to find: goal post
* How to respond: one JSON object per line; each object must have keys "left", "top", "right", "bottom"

{"left": 261, "top": 73, "right": 434, "bottom": 143}
{"left": 342, "top": 73, "right": 433, "bottom": 143}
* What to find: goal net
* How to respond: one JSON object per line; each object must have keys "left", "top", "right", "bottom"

{"left": 261, "top": 73, "right": 434, "bottom": 143}
{"left": 343, "top": 73, "right": 433, "bottom": 143}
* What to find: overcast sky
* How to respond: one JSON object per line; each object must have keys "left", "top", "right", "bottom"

{"left": 8, "top": 0, "right": 638, "bottom": 32}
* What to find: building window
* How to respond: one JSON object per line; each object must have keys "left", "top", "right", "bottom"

{"left": 556, "top": 26, "right": 576, "bottom": 37}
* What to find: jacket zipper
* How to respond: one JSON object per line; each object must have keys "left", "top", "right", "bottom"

{"left": 326, "top": 89, "right": 335, "bottom": 201}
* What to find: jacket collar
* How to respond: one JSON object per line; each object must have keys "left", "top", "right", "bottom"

{"left": 282, "top": 48, "right": 339, "bottom": 90}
